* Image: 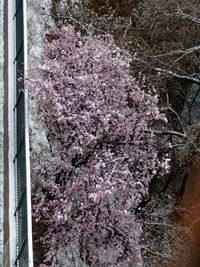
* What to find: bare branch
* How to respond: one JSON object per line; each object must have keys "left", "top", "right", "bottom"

{"left": 145, "top": 129, "right": 186, "bottom": 138}
{"left": 162, "top": 106, "right": 186, "bottom": 134}
{"left": 152, "top": 45, "right": 200, "bottom": 59}
{"left": 153, "top": 67, "right": 200, "bottom": 85}
{"left": 123, "top": 16, "right": 133, "bottom": 39}
{"left": 166, "top": 11, "right": 200, "bottom": 25}
{"left": 171, "top": 144, "right": 184, "bottom": 148}
{"left": 133, "top": 57, "right": 200, "bottom": 84}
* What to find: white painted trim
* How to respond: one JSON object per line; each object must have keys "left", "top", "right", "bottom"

{"left": 23, "top": 0, "right": 34, "bottom": 265}
{"left": 0, "top": 0, "right": 4, "bottom": 264}
{"left": 7, "top": 0, "right": 17, "bottom": 265}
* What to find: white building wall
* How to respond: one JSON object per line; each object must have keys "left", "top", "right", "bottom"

{"left": 0, "top": 0, "right": 4, "bottom": 265}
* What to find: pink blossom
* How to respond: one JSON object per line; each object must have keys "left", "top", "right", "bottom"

{"left": 28, "top": 26, "right": 169, "bottom": 266}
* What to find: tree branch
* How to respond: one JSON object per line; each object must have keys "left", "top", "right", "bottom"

{"left": 151, "top": 45, "right": 200, "bottom": 59}
{"left": 132, "top": 57, "right": 200, "bottom": 85}
{"left": 161, "top": 106, "right": 186, "bottom": 135}
{"left": 167, "top": 11, "right": 200, "bottom": 25}
{"left": 153, "top": 67, "right": 200, "bottom": 85}
{"left": 145, "top": 129, "right": 186, "bottom": 138}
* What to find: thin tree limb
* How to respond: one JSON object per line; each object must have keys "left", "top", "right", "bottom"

{"left": 145, "top": 129, "right": 186, "bottom": 138}
{"left": 152, "top": 45, "right": 200, "bottom": 59}
{"left": 167, "top": 11, "right": 200, "bottom": 25}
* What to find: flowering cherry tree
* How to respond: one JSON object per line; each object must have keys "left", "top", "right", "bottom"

{"left": 28, "top": 26, "right": 169, "bottom": 266}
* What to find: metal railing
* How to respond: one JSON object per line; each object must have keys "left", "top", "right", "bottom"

{"left": 13, "top": 0, "right": 33, "bottom": 265}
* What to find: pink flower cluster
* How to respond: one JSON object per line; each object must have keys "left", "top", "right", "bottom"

{"left": 28, "top": 26, "right": 168, "bottom": 266}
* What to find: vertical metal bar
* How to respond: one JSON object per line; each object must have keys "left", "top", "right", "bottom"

{"left": 23, "top": 0, "right": 33, "bottom": 264}
{"left": 14, "top": 0, "right": 33, "bottom": 265}
{"left": 7, "top": 0, "right": 17, "bottom": 265}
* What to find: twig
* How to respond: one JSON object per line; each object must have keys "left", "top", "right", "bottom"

{"left": 145, "top": 129, "right": 186, "bottom": 138}
{"left": 123, "top": 16, "right": 133, "bottom": 38}
{"left": 162, "top": 106, "right": 186, "bottom": 134}
{"left": 167, "top": 11, "right": 200, "bottom": 25}
{"left": 132, "top": 57, "right": 200, "bottom": 85}
{"left": 153, "top": 67, "right": 200, "bottom": 85}
{"left": 152, "top": 45, "right": 200, "bottom": 59}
